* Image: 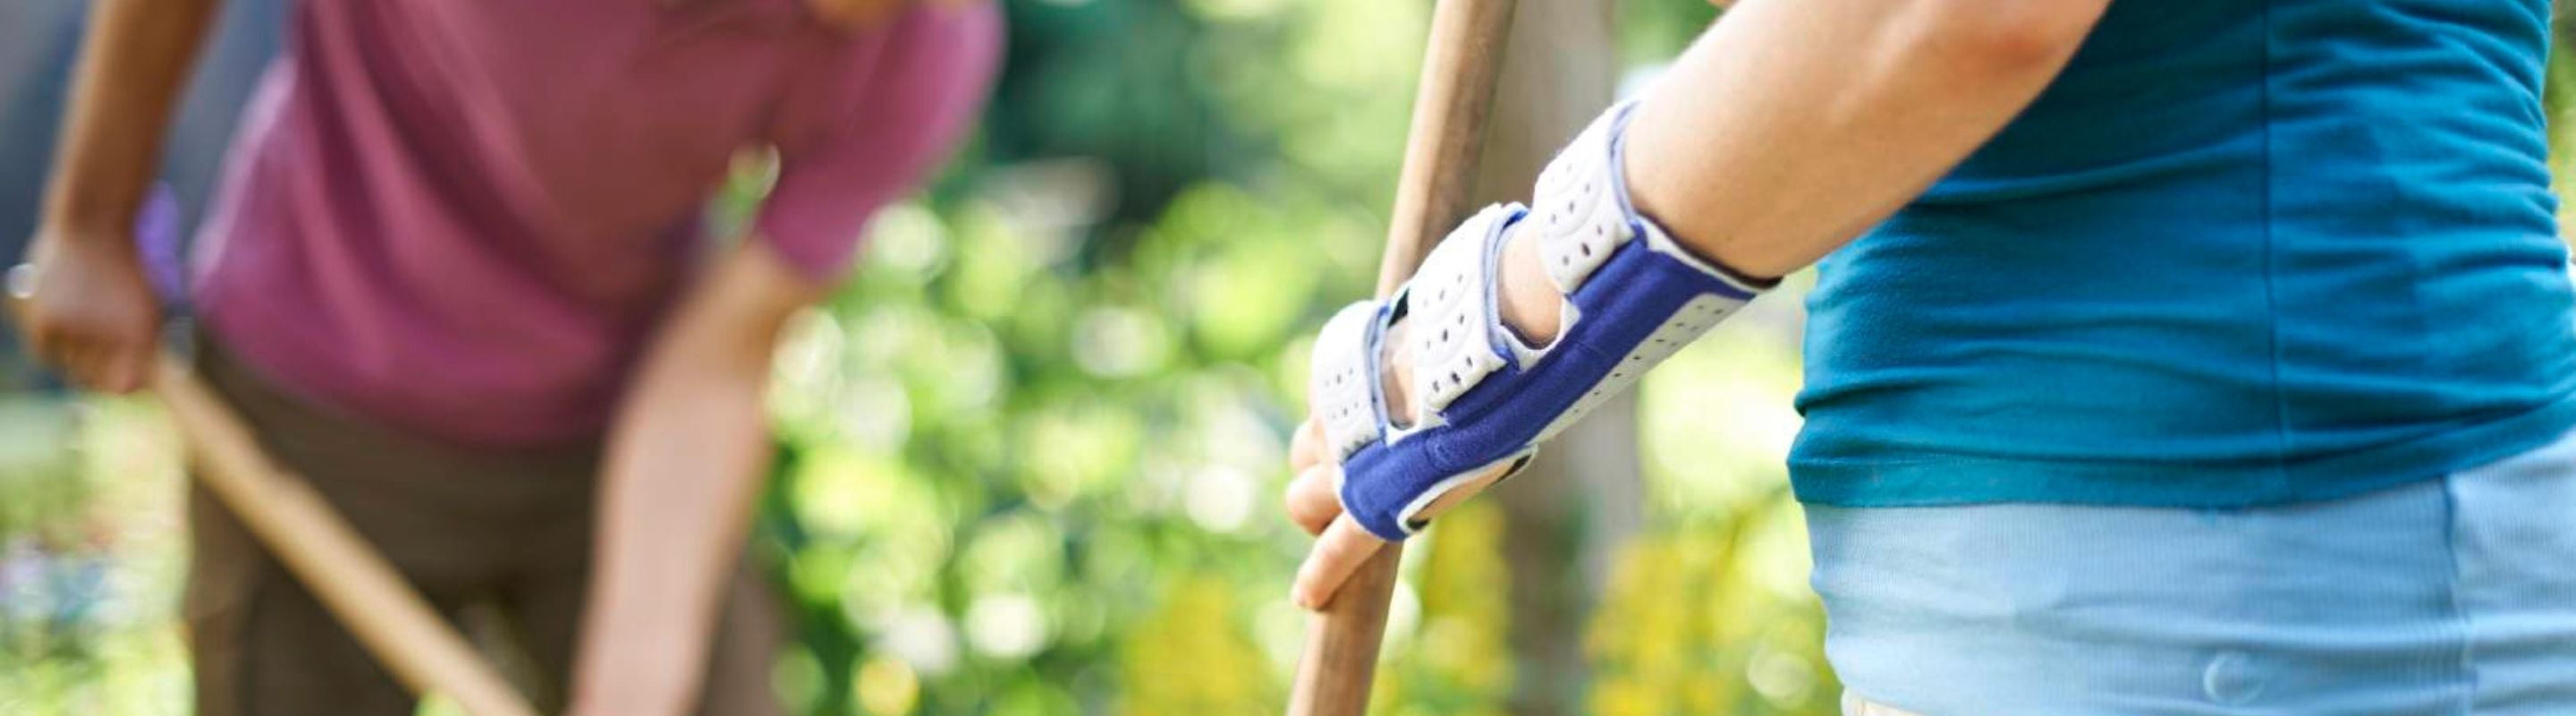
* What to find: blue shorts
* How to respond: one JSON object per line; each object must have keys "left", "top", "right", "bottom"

{"left": 1808, "top": 430, "right": 2576, "bottom": 714}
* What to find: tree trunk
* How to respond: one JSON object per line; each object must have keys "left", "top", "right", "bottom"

{"left": 1465, "top": 2, "right": 1627, "bottom": 714}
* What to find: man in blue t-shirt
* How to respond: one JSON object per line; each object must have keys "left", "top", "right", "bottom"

{"left": 1284, "top": 0, "right": 2576, "bottom": 712}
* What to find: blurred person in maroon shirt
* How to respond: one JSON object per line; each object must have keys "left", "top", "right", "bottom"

{"left": 15, "top": 1, "right": 1000, "bottom": 714}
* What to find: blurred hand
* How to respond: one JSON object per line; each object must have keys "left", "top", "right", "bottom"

{"left": 1283, "top": 224, "right": 1562, "bottom": 610}
{"left": 15, "top": 227, "right": 162, "bottom": 394}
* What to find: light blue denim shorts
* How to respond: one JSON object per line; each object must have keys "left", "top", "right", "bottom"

{"left": 1807, "top": 430, "right": 2576, "bottom": 715}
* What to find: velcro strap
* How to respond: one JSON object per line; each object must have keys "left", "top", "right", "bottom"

{"left": 1309, "top": 300, "right": 1385, "bottom": 461}
{"left": 1323, "top": 98, "right": 1770, "bottom": 544}
{"left": 1397, "top": 204, "right": 1520, "bottom": 425}
{"left": 1532, "top": 100, "right": 1641, "bottom": 294}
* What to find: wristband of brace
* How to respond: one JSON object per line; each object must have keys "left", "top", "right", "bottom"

{"left": 1309, "top": 100, "right": 1768, "bottom": 541}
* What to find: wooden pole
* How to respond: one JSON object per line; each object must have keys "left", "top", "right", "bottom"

{"left": 1470, "top": 2, "right": 1624, "bottom": 712}
{"left": 1285, "top": 0, "right": 1518, "bottom": 712}
{"left": 157, "top": 354, "right": 538, "bottom": 716}
{"left": 6, "top": 301, "right": 537, "bottom": 716}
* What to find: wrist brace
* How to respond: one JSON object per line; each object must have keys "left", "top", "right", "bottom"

{"left": 1309, "top": 100, "right": 1768, "bottom": 541}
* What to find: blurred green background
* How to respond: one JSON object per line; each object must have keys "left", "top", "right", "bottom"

{"left": 10, "top": 2, "right": 2576, "bottom": 715}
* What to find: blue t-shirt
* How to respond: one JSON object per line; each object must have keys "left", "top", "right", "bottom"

{"left": 1792, "top": 0, "right": 2576, "bottom": 507}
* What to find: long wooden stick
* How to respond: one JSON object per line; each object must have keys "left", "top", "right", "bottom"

{"left": 156, "top": 353, "right": 538, "bottom": 716}
{"left": 7, "top": 303, "right": 535, "bottom": 716}
{"left": 1285, "top": 0, "right": 1518, "bottom": 712}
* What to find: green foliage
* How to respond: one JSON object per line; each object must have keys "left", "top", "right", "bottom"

{"left": 0, "top": 399, "right": 190, "bottom": 715}
{"left": 1616, "top": 0, "right": 1721, "bottom": 67}
{"left": 2545, "top": 20, "right": 2576, "bottom": 238}
{"left": 1118, "top": 577, "right": 1275, "bottom": 715}
{"left": 1380, "top": 503, "right": 1513, "bottom": 716}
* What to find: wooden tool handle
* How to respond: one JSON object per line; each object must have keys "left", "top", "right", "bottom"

{"left": 157, "top": 354, "right": 538, "bottom": 716}
{"left": 5, "top": 298, "right": 535, "bottom": 716}
{"left": 1285, "top": 0, "right": 1519, "bottom": 712}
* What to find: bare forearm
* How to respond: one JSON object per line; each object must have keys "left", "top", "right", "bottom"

{"left": 46, "top": 0, "right": 221, "bottom": 235}
{"left": 572, "top": 369, "right": 774, "bottom": 712}
{"left": 1625, "top": 0, "right": 2106, "bottom": 277}
{"left": 570, "top": 243, "right": 817, "bottom": 716}
{"left": 1496, "top": 0, "right": 2107, "bottom": 340}
{"left": 17, "top": 0, "right": 215, "bottom": 392}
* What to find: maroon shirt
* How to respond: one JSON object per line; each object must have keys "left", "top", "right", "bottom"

{"left": 192, "top": 0, "right": 1001, "bottom": 446}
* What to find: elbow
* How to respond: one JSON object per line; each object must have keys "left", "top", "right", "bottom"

{"left": 1894, "top": 0, "right": 2107, "bottom": 76}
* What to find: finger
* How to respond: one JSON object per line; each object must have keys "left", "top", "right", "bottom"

{"left": 1292, "top": 516, "right": 1386, "bottom": 611}
{"left": 1290, "top": 417, "right": 1327, "bottom": 471}
{"left": 87, "top": 352, "right": 131, "bottom": 393}
{"left": 1284, "top": 463, "right": 1343, "bottom": 536}
{"left": 43, "top": 326, "right": 86, "bottom": 374}
{"left": 80, "top": 345, "right": 133, "bottom": 393}
{"left": 61, "top": 339, "right": 110, "bottom": 391}
{"left": 24, "top": 322, "right": 67, "bottom": 370}
{"left": 100, "top": 341, "right": 152, "bottom": 394}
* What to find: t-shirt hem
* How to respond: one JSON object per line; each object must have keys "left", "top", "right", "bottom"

{"left": 194, "top": 297, "right": 613, "bottom": 451}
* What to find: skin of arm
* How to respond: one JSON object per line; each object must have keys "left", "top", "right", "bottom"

{"left": 565, "top": 239, "right": 824, "bottom": 716}
{"left": 18, "top": 0, "right": 222, "bottom": 393}
{"left": 1286, "top": 0, "right": 2114, "bottom": 609}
